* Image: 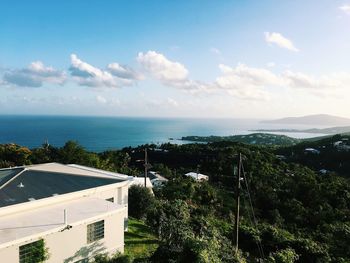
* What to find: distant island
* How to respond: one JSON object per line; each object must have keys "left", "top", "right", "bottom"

{"left": 182, "top": 133, "right": 301, "bottom": 146}
{"left": 251, "top": 126, "right": 350, "bottom": 134}
{"left": 261, "top": 114, "right": 350, "bottom": 126}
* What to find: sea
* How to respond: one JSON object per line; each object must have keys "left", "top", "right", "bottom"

{"left": 0, "top": 115, "right": 330, "bottom": 152}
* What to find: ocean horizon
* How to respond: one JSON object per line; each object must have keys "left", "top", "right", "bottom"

{"left": 0, "top": 115, "right": 329, "bottom": 152}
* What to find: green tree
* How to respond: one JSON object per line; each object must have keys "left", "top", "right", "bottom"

{"left": 128, "top": 185, "right": 155, "bottom": 220}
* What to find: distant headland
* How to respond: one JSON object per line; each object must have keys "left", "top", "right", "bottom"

{"left": 261, "top": 114, "right": 350, "bottom": 126}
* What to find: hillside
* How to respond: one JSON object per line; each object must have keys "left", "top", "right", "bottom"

{"left": 1, "top": 140, "right": 350, "bottom": 262}
{"left": 182, "top": 133, "right": 301, "bottom": 146}
{"left": 277, "top": 134, "right": 350, "bottom": 177}
{"left": 253, "top": 126, "right": 350, "bottom": 135}
{"left": 262, "top": 114, "right": 350, "bottom": 126}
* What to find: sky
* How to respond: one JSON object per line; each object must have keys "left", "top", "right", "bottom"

{"left": 1, "top": 0, "right": 350, "bottom": 119}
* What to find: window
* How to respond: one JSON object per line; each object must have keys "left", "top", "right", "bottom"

{"left": 19, "top": 239, "right": 47, "bottom": 263}
{"left": 87, "top": 220, "right": 104, "bottom": 243}
{"left": 106, "top": 197, "right": 114, "bottom": 203}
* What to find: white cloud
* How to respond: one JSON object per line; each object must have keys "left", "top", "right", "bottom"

{"left": 215, "top": 63, "right": 282, "bottom": 100}
{"left": 96, "top": 95, "right": 107, "bottom": 104}
{"left": 264, "top": 32, "right": 299, "bottom": 52}
{"left": 226, "top": 87, "right": 271, "bottom": 101}
{"left": 167, "top": 97, "right": 179, "bottom": 107}
{"left": 69, "top": 54, "right": 138, "bottom": 88}
{"left": 283, "top": 71, "right": 318, "bottom": 89}
{"left": 137, "top": 50, "right": 215, "bottom": 94}
{"left": 137, "top": 51, "right": 188, "bottom": 83}
{"left": 340, "top": 5, "right": 350, "bottom": 14}
{"left": 283, "top": 70, "right": 350, "bottom": 92}
{"left": 215, "top": 63, "right": 350, "bottom": 99}
{"left": 107, "top": 63, "right": 142, "bottom": 80}
{"left": 216, "top": 63, "right": 282, "bottom": 89}
{"left": 95, "top": 95, "right": 121, "bottom": 107}
{"left": 2, "top": 61, "right": 66, "bottom": 87}
{"left": 138, "top": 51, "right": 277, "bottom": 100}
{"left": 267, "top": 62, "right": 275, "bottom": 68}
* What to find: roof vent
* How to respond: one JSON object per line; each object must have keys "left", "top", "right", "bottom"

{"left": 17, "top": 182, "right": 25, "bottom": 188}
{"left": 28, "top": 198, "right": 35, "bottom": 201}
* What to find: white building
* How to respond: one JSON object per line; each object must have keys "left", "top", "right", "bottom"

{"left": 0, "top": 163, "right": 133, "bottom": 263}
{"left": 129, "top": 177, "right": 153, "bottom": 188}
{"left": 185, "top": 172, "right": 209, "bottom": 182}
{"left": 333, "top": 140, "right": 350, "bottom": 152}
{"left": 148, "top": 171, "right": 168, "bottom": 188}
{"left": 304, "top": 148, "right": 320, "bottom": 154}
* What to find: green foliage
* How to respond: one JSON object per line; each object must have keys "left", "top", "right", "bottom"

{"left": 128, "top": 185, "right": 155, "bottom": 220}
{"left": 182, "top": 133, "right": 300, "bottom": 146}
{"left": 151, "top": 163, "right": 174, "bottom": 179}
{"left": 22, "top": 239, "right": 50, "bottom": 263}
{"left": 94, "top": 252, "right": 132, "bottom": 263}
{"left": 1, "top": 139, "right": 350, "bottom": 262}
{"left": 268, "top": 248, "right": 299, "bottom": 263}
{"left": 277, "top": 134, "right": 350, "bottom": 177}
{"left": 147, "top": 199, "right": 192, "bottom": 248}
{"left": 0, "top": 144, "right": 32, "bottom": 167}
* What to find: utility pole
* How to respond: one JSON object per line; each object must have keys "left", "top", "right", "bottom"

{"left": 144, "top": 148, "right": 152, "bottom": 187}
{"left": 196, "top": 164, "right": 200, "bottom": 181}
{"left": 144, "top": 148, "right": 148, "bottom": 187}
{"left": 234, "top": 153, "right": 242, "bottom": 254}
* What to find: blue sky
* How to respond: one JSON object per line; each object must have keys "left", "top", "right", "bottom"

{"left": 1, "top": 0, "right": 350, "bottom": 118}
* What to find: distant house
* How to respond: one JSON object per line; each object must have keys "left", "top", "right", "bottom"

{"left": 319, "top": 169, "right": 328, "bottom": 175}
{"left": 134, "top": 171, "right": 168, "bottom": 188}
{"left": 304, "top": 148, "right": 320, "bottom": 154}
{"left": 0, "top": 162, "right": 136, "bottom": 263}
{"left": 148, "top": 171, "right": 168, "bottom": 187}
{"left": 276, "top": 155, "right": 286, "bottom": 160}
{"left": 185, "top": 172, "right": 209, "bottom": 182}
{"left": 333, "top": 140, "right": 350, "bottom": 152}
{"left": 334, "top": 141, "right": 343, "bottom": 147}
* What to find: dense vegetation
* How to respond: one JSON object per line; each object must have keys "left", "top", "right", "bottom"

{"left": 276, "top": 134, "right": 350, "bottom": 177}
{"left": 253, "top": 126, "right": 350, "bottom": 134}
{"left": 0, "top": 138, "right": 349, "bottom": 262}
{"left": 182, "top": 133, "right": 301, "bottom": 146}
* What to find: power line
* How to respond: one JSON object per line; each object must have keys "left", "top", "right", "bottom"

{"left": 234, "top": 153, "right": 242, "bottom": 254}
{"left": 241, "top": 163, "right": 265, "bottom": 259}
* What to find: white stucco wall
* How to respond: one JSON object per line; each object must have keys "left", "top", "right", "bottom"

{"left": 0, "top": 182, "right": 129, "bottom": 263}
{"left": 0, "top": 208, "right": 125, "bottom": 263}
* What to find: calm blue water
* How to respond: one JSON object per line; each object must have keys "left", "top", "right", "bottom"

{"left": 0, "top": 115, "right": 328, "bottom": 152}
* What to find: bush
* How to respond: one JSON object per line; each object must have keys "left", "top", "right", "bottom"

{"left": 94, "top": 253, "right": 132, "bottom": 263}
{"left": 129, "top": 185, "right": 155, "bottom": 220}
{"left": 268, "top": 248, "right": 299, "bottom": 263}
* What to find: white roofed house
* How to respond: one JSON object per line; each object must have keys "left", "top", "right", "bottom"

{"left": 148, "top": 171, "right": 168, "bottom": 187}
{"left": 304, "top": 148, "right": 320, "bottom": 154}
{"left": 185, "top": 172, "right": 209, "bottom": 182}
{"left": 333, "top": 140, "right": 350, "bottom": 152}
{"left": 0, "top": 163, "right": 135, "bottom": 263}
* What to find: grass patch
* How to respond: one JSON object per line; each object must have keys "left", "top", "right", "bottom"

{"left": 125, "top": 218, "right": 159, "bottom": 260}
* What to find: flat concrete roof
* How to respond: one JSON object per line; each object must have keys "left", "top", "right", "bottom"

{"left": 0, "top": 197, "right": 126, "bottom": 249}
{"left": 0, "top": 163, "right": 127, "bottom": 208}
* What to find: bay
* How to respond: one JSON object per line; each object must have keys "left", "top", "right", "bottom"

{"left": 0, "top": 115, "right": 329, "bottom": 152}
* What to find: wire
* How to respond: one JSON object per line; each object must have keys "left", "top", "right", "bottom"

{"left": 241, "top": 162, "right": 265, "bottom": 259}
